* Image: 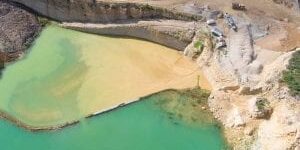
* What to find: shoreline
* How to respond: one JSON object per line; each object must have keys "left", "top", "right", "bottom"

{"left": 0, "top": 88, "right": 208, "bottom": 131}
{"left": 0, "top": 24, "right": 211, "bottom": 131}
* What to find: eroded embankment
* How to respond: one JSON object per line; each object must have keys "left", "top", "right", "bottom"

{"left": 61, "top": 20, "right": 196, "bottom": 51}
{"left": 11, "top": 0, "right": 202, "bottom": 23}
{"left": 9, "top": 0, "right": 206, "bottom": 51}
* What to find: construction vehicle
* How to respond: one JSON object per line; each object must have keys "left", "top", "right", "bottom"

{"left": 224, "top": 13, "right": 238, "bottom": 31}
{"left": 216, "top": 36, "right": 226, "bottom": 49}
{"left": 210, "top": 27, "right": 227, "bottom": 48}
{"left": 210, "top": 27, "right": 224, "bottom": 37}
{"left": 232, "top": 2, "right": 246, "bottom": 11}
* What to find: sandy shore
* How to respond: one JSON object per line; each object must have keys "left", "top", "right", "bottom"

{"left": 0, "top": 25, "right": 210, "bottom": 129}
{"left": 75, "top": 35, "right": 211, "bottom": 117}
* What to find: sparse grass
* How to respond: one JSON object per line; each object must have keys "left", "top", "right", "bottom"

{"left": 255, "top": 98, "right": 269, "bottom": 111}
{"left": 193, "top": 40, "right": 204, "bottom": 56}
{"left": 37, "top": 17, "right": 50, "bottom": 27}
{"left": 282, "top": 51, "right": 300, "bottom": 96}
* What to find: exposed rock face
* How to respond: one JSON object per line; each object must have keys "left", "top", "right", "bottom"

{"left": 62, "top": 20, "right": 196, "bottom": 51}
{"left": 184, "top": 26, "right": 211, "bottom": 58}
{"left": 10, "top": 0, "right": 206, "bottom": 51}
{"left": 0, "top": 0, "right": 40, "bottom": 62}
{"left": 11, "top": 0, "right": 202, "bottom": 23}
{"left": 253, "top": 102, "right": 300, "bottom": 150}
{"left": 226, "top": 106, "right": 246, "bottom": 128}
{"left": 183, "top": 10, "right": 300, "bottom": 147}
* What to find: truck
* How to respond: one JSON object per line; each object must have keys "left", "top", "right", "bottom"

{"left": 210, "top": 27, "right": 224, "bottom": 37}
{"left": 232, "top": 2, "right": 246, "bottom": 11}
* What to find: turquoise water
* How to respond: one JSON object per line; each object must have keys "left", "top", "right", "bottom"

{"left": 0, "top": 92, "right": 226, "bottom": 150}
{"left": 0, "top": 25, "right": 227, "bottom": 150}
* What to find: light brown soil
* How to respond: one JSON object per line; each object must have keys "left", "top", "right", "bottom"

{"left": 256, "top": 22, "right": 300, "bottom": 51}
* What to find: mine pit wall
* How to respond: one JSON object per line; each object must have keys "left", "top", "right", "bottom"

{"left": 11, "top": 0, "right": 202, "bottom": 23}
{"left": 0, "top": 52, "right": 4, "bottom": 70}
{"left": 10, "top": 0, "right": 203, "bottom": 51}
{"left": 63, "top": 23, "right": 192, "bottom": 51}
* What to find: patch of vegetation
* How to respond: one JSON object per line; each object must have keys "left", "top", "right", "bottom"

{"left": 282, "top": 51, "right": 300, "bottom": 96}
{"left": 37, "top": 17, "right": 50, "bottom": 27}
{"left": 254, "top": 97, "right": 273, "bottom": 119}
{"left": 142, "top": 4, "right": 155, "bottom": 11}
{"left": 193, "top": 40, "right": 204, "bottom": 57}
{"left": 149, "top": 87, "right": 216, "bottom": 126}
{"left": 147, "top": 88, "right": 231, "bottom": 149}
{"left": 255, "top": 98, "right": 270, "bottom": 111}
{"left": 0, "top": 60, "right": 3, "bottom": 69}
{"left": 194, "top": 40, "right": 203, "bottom": 50}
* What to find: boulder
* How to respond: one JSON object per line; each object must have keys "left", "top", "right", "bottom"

{"left": 244, "top": 126, "right": 255, "bottom": 136}
{"left": 226, "top": 107, "right": 245, "bottom": 128}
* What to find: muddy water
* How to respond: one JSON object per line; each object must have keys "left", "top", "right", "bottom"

{"left": 0, "top": 25, "right": 210, "bottom": 127}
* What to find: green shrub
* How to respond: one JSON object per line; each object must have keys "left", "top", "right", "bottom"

{"left": 282, "top": 51, "right": 300, "bottom": 96}
{"left": 194, "top": 40, "right": 203, "bottom": 49}
{"left": 193, "top": 40, "right": 204, "bottom": 57}
{"left": 37, "top": 17, "right": 50, "bottom": 27}
{"left": 255, "top": 98, "right": 269, "bottom": 111}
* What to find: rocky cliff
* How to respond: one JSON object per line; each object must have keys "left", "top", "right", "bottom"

{"left": 10, "top": 0, "right": 205, "bottom": 50}
{"left": 0, "top": 0, "right": 41, "bottom": 62}
{"left": 61, "top": 20, "right": 196, "bottom": 51}
{"left": 11, "top": 0, "right": 202, "bottom": 23}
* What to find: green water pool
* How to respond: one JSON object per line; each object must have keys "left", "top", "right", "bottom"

{"left": 0, "top": 90, "right": 227, "bottom": 150}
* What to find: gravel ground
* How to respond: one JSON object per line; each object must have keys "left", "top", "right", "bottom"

{"left": 0, "top": 0, "right": 40, "bottom": 62}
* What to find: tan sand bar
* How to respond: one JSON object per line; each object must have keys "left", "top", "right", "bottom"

{"left": 0, "top": 25, "right": 210, "bottom": 128}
